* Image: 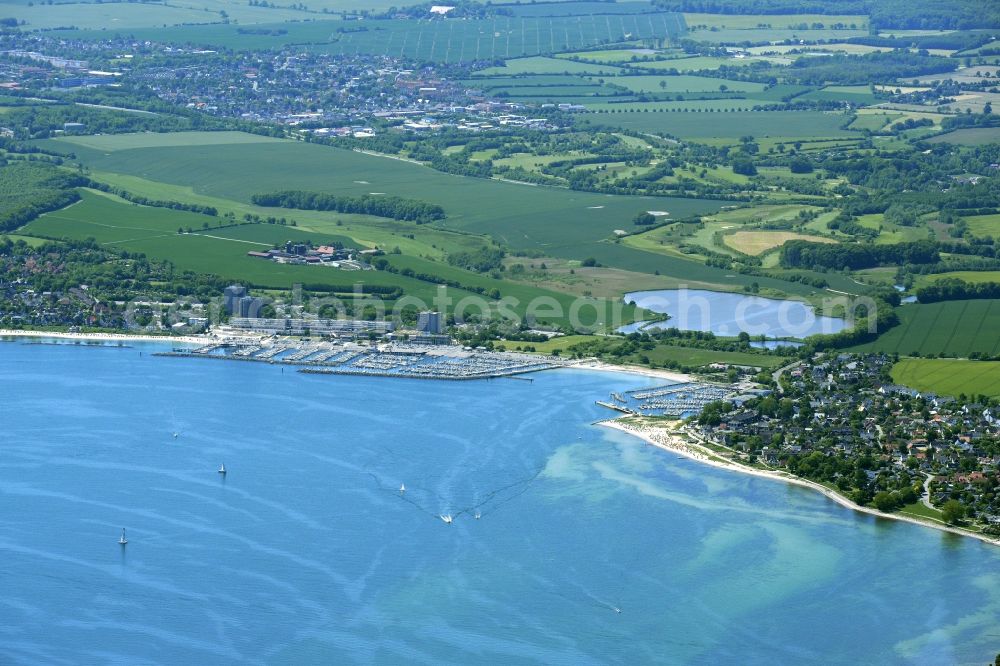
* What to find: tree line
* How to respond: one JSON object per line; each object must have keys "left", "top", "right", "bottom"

{"left": 916, "top": 279, "right": 1000, "bottom": 303}
{"left": 250, "top": 191, "right": 445, "bottom": 223}
{"left": 780, "top": 239, "right": 939, "bottom": 270}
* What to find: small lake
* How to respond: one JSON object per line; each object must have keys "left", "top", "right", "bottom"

{"left": 621, "top": 289, "right": 847, "bottom": 339}
{"left": 750, "top": 339, "right": 805, "bottom": 350}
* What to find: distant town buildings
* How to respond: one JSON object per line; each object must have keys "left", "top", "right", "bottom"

{"left": 228, "top": 317, "right": 394, "bottom": 337}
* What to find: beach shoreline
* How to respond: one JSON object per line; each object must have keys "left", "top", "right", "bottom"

{"left": 0, "top": 329, "right": 208, "bottom": 345}
{"left": 565, "top": 359, "right": 692, "bottom": 384}
{"left": 600, "top": 418, "right": 1000, "bottom": 548}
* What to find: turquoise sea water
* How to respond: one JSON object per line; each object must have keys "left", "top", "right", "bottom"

{"left": 1, "top": 340, "right": 999, "bottom": 664}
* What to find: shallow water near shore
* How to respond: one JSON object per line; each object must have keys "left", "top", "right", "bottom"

{"left": 1, "top": 340, "right": 998, "bottom": 664}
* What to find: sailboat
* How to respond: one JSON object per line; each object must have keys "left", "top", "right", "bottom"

{"left": 118, "top": 529, "right": 128, "bottom": 546}
{"left": 440, "top": 514, "right": 453, "bottom": 524}
{"left": 218, "top": 463, "right": 227, "bottom": 475}
{"left": 399, "top": 483, "right": 405, "bottom": 493}
{"left": 474, "top": 512, "right": 481, "bottom": 520}
{"left": 172, "top": 432, "right": 179, "bottom": 439}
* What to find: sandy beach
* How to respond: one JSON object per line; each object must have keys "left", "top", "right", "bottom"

{"left": 601, "top": 417, "right": 1000, "bottom": 548}
{"left": 567, "top": 359, "right": 692, "bottom": 384}
{"left": 0, "top": 329, "right": 209, "bottom": 345}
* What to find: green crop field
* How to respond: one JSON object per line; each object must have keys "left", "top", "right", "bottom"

{"left": 55, "top": 12, "right": 686, "bottom": 61}
{"left": 555, "top": 49, "right": 657, "bottom": 63}
{"left": 926, "top": 128, "right": 1000, "bottom": 146}
{"left": 964, "top": 213, "right": 1000, "bottom": 237}
{"left": 682, "top": 12, "right": 868, "bottom": 30}
{"left": 20, "top": 191, "right": 480, "bottom": 303}
{"left": 35, "top": 132, "right": 845, "bottom": 302}
{"left": 23, "top": 190, "right": 218, "bottom": 245}
{"left": 891, "top": 358, "right": 1000, "bottom": 398}
{"left": 474, "top": 56, "right": 624, "bottom": 76}
{"left": 637, "top": 345, "right": 789, "bottom": 368}
{"left": 3, "top": 0, "right": 312, "bottom": 31}
{"left": 603, "top": 75, "right": 766, "bottom": 94}
{"left": 583, "top": 99, "right": 772, "bottom": 112}
{"left": 619, "top": 56, "right": 769, "bottom": 71}
{"left": 797, "top": 86, "right": 879, "bottom": 106}
{"left": 59, "top": 131, "right": 283, "bottom": 152}
{"left": 45, "top": 132, "right": 723, "bottom": 256}
{"left": 850, "top": 300, "right": 1000, "bottom": 357}
{"left": 848, "top": 113, "right": 900, "bottom": 131}
{"left": 75, "top": 169, "right": 487, "bottom": 260}
{"left": 576, "top": 110, "right": 857, "bottom": 140}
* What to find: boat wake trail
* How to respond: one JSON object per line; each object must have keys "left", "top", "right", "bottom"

{"left": 367, "top": 466, "right": 544, "bottom": 523}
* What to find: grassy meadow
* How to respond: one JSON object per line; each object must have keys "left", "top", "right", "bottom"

{"left": 850, "top": 300, "right": 1000, "bottom": 357}
{"left": 891, "top": 358, "right": 1000, "bottom": 398}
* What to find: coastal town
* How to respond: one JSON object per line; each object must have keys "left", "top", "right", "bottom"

{"left": 4, "top": 233, "right": 1000, "bottom": 540}
{"left": 604, "top": 351, "right": 1000, "bottom": 540}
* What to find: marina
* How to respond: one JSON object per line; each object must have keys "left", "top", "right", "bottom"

{"left": 601, "top": 380, "right": 770, "bottom": 418}
{"left": 156, "top": 339, "right": 566, "bottom": 380}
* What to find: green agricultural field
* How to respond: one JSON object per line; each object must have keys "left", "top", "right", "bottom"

{"left": 797, "top": 86, "right": 880, "bottom": 106}
{"left": 474, "top": 56, "right": 623, "bottom": 76}
{"left": 59, "top": 131, "right": 283, "bottom": 152}
{"left": 513, "top": 334, "right": 602, "bottom": 353}
{"left": 926, "top": 128, "right": 1000, "bottom": 146}
{"left": 850, "top": 300, "right": 1000, "bottom": 357}
{"left": 602, "top": 75, "right": 766, "bottom": 94}
{"left": 5, "top": 0, "right": 312, "bottom": 31}
{"left": 964, "top": 213, "right": 1000, "bottom": 237}
{"left": 22, "top": 190, "right": 219, "bottom": 245}
{"left": 555, "top": 49, "right": 657, "bottom": 63}
{"left": 583, "top": 99, "right": 771, "bottom": 112}
{"left": 19, "top": 191, "right": 479, "bottom": 303}
{"left": 0, "top": 234, "right": 48, "bottom": 247}
{"left": 891, "top": 358, "right": 1000, "bottom": 398}
{"left": 56, "top": 169, "right": 491, "bottom": 261}
{"left": 576, "top": 110, "right": 857, "bottom": 140}
{"left": 58, "top": 12, "right": 686, "bottom": 61}
{"left": 38, "top": 132, "right": 838, "bottom": 300}
{"left": 848, "top": 113, "right": 901, "bottom": 132}
{"left": 915, "top": 271, "right": 1000, "bottom": 287}
{"left": 629, "top": 344, "right": 790, "bottom": 369}
{"left": 682, "top": 13, "right": 868, "bottom": 31}
{"left": 622, "top": 56, "right": 772, "bottom": 71}
{"left": 856, "top": 213, "right": 930, "bottom": 244}
{"left": 686, "top": 27, "right": 869, "bottom": 44}
{"left": 43, "top": 131, "right": 723, "bottom": 259}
